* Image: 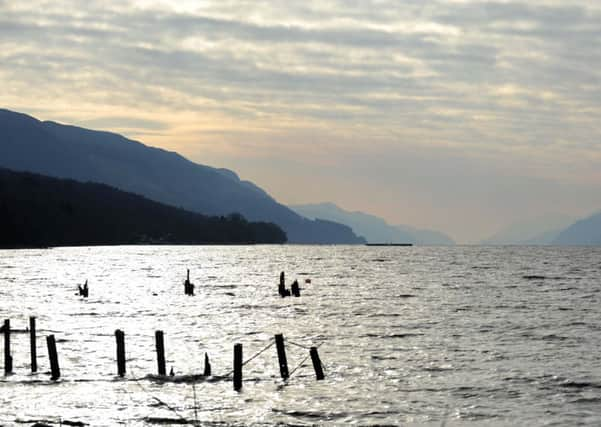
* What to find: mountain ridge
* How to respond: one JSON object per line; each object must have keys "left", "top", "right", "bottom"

{"left": 0, "top": 108, "right": 364, "bottom": 244}
{"left": 290, "top": 202, "right": 455, "bottom": 245}
{"left": 552, "top": 211, "right": 601, "bottom": 245}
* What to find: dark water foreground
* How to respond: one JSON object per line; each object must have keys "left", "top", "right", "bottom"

{"left": 1, "top": 245, "right": 601, "bottom": 426}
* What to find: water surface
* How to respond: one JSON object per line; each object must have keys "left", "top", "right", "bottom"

{"left": 1, "top": 245, "right": 601, "bottom": 426}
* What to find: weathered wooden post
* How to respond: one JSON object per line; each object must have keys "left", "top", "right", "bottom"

{"left": 291, "top": 280, "right": 300, "bottom": 297}
{"left": 3, "top": 319, "right": 12, "bottom": 375}
{"left": 278, "top": 271, "right": 286, "bottom": 297}
{"left": 310, "top": 347, "right": 325, "bottom": 380}
{"left": 30, "top": 316, "right": 37, "bottom": 373}
{"left": 155, "top": 330, "right": 166, "bottom": 376}
{"left": 115, "top": 329, "right": 126, "bottom": 377}
{"left": 203, "top": 352, "right": 211, "bottom": 376}
{"left": 233, "top": 343, "right": 242, "bottom": 391}
{"left": 46, "top": 335, "right": 60, "bottom": 380}
{"left": 274, "top": 334, "right": 289, "bottom": 379}
{"left": 184, "top": 269, "right": 194, "bottom": 295}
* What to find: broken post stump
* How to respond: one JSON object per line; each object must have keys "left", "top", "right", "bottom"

{"left": 46, "top": 335, "right": 60, "bottom": 380}
{"left": 30, "top": 316, "right": 37, "bottom": 373}
{"left": 3, "top": 319, "right": 12, "bottom": 375}
{"left": 310, "top": 347, "right": 325, "bottom": 380}
{"left": 203, "top": 352, "right": 211, "bottom": 376}
{"left": 233, "top": 343, "right": 242, "bottom": 391}
{"left": 291, "top": 280, "right": 300, "bottom": 297}
{"left": 274, "top": 334, "right": 289, "bottom": 380}
{"left": 184, "top": 269, "right": 195, "bottom": 295}
{"left": 155, "top": 330, "right": 166, "bottom": 376}
{"left": 115, "top": 329, "right": 126, "bottom": 377}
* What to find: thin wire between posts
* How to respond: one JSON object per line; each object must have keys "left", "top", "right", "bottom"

{"left": 219, "top": 340, "right": 275, "bottom": 378}
{"left": 288, "top": 353, "right": 312, "bottom": 378}
{"left": 287, "top": 340, "right": 326, "bottom": 350}
{"left": 129, "top": 367, "right": 190, "bottom": 425}
{"left": 287, "top": 340, "right": 328, "bottom": 376}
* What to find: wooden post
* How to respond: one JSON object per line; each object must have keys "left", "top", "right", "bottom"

{"left": 3, "top": 319, "right": 12, "bottom": 375}
{"left": 115, "top": 329, "right": 126, "bottom": 377}
{"left": 187, "top": 269, "right": 190, "bottom": 282}
{"left": 233, "top": 343, "right": 242, "bottom": 391}
{"left": 310, "top": 347, "right": 325, "bottom": 380}
{"left": 46, "top": 335, "right": 60, "bottom": 380}
{"left": 30, "top": 316, "right": 37, "bottom": 373}
{"left": 278, "top": 271, "right": 286, "bottom": 297}
{"left": 291, "top": 280, "right": 300, "bottom": 297}
{"left": 274, "top": 334, "right": 289, "bottom": 379}
{"left": 203, "top": 352, "right": 211, "bottom": 376}
{"left": 155, "top": 330, "right": 166, "bottom": 376}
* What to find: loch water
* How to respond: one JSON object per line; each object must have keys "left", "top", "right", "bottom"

{"left": 1, "top": 245, "right": 601, "bottom": 426}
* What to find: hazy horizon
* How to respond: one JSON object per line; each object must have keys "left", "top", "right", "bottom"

{"left": 2, "top": 0, "right": 600, "bottom": 243}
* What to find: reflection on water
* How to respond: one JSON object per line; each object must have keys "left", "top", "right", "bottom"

{"left": 1, "top": 245, "right": 601, "bottom": 426}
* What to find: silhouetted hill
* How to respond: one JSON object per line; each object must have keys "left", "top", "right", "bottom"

{"left": 0, "top": 109, "right": 364, "bottom": 244}
{"left": 0, "top": 168, "right": 286, "bottom": 247}
{"left": 479, "top": 214, "right": 574, "bottom": 245}
{"left": 290, "top": 202, "right": 455, "bottom": 245}
{"left": 553, "top": 212, "right": 601, "bottom": 245}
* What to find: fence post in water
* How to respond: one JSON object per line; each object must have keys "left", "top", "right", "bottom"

{"left": 46, "top": 335, "right": 60, "bottom": 380}
{"left": 291, "top": 280, "right": 300, "bottom": 297}
{"left": 30, "top": 316, "right": 37, "bottom": 373}
{"left": 115, "top": 329, "right": 126, "bottom": 377}
{"left": 155, "top": 330, "right": 166, "bottom": 376}
{"left": 203, "top": 352, "right": 211, "bottom": 376}
{"left": 233, "top": 343, "right": 242, "bottom": 391}
{"left": 274, "top": 334, "right": 289, "bottom": 380}
{"left": 3, "top": 319, "right": 12, "bottom": 375}
{"left": 310, "top": 347, "right": 325, "bottom": 380}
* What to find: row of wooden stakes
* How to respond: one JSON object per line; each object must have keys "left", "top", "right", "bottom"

{"left": 2, "top": 318, "right": 325, "bottom": 391}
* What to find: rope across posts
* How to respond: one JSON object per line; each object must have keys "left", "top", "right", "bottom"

{"left": 155, "top": 331, "right": 166, "bottom": 376}
{"left": 30, "top": 317, "right": 37, "bottom": 373}
{"left": 3, "top": 319, "right": 12, "bottom": 375}
{"left": 115, "top": 329, "right": 126, "bottom": 377}
{"left": 233, "top": 343, "right": 243, "bottom": 391}
{"left": 274, "top": 334, "right": 289, "bottom": 380}
{"left": 46, "top": 335, "right": 60, "bottom": 380}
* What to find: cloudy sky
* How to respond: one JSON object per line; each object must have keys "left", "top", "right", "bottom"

{"left": 1, "top": 0, "right": 600, "bottom": 242}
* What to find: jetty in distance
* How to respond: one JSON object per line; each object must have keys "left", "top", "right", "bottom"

{"left": 365, "top": 243, "right": 413, "bottom": 247}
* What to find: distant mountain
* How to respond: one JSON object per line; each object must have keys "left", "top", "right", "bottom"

{"left": 0, "top": 109, "right": 364, "bottom": 244}
{"left": 393, "top": 224, "right": 455, "bottom": 245}
{"left": 480, "top": 214, "right": 575, "bottom": 245}
{"left": 553, "top": 211, "right": 601, "bottom": 245}
{"left": 0, "top": 168, "right": 286, "bottom": 247}
{"left": 290, "top": 202, "right": 455, "bottom": 245}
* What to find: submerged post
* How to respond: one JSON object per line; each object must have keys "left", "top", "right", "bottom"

{"left": 233, "top": 343, "right": 242, "bottom": 391}
{"left": 46, "top": 335, "right": 60, "bottom": 380}
{"left": 310, "top": 347, "right": 325, "bottom": 380}
{"left": 155, "top": 330, "right": 166, "bottom": 376}
{"left": 203, "top": 352, "right": 211, "bottom": 376}
{"left": 3, "top": 319, "right": 12, "bottom": 375}
{"left": 30, "top": 316, "right": 37, "bottom": 373}
{"left": 274, "top": 334, "right": 289, "bottom": 380}
{"left": 115, "top": 329, "right": 126, "bottom": 377}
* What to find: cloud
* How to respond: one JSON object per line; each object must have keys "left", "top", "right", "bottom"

{"left": 0, "top": 0, "right": 599, "bottom": 241}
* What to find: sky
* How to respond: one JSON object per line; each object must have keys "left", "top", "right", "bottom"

{"left": 1, "top": 0, "right": 600, "bottom": 242}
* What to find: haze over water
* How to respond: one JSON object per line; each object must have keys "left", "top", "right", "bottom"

{"left": 1, "top": 245, "right": 601, "bottom": 426}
